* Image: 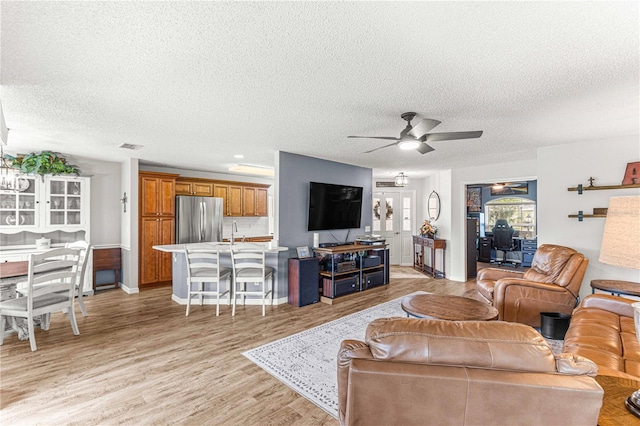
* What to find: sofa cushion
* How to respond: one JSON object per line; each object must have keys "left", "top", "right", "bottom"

{"left": 365, "top": 317, "right": 557, "bottom": 373}
{"left": 564, "top": 294, "right": 640, "bottom": 380}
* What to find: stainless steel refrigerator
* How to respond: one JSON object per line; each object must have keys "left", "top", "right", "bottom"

{"left": 176, "top": 196, "right": 224, "bottom": 244}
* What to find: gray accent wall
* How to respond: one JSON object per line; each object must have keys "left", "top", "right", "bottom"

{"left": 277, "top": 152, "right": 372, "bottom": 250}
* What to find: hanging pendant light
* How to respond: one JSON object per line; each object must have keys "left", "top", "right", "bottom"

{"left": 395, "top": 172, "right": 409, "bottom": 187}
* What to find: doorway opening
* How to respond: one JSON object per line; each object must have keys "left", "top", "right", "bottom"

{"left": 465, "top": 181, "right": 537, "bottom": 279}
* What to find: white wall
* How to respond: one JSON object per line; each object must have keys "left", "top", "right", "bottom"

{"left": 86, "top": 160, "right": 122, "bottom": 246}
{"left": 538, "top": 135, "right": 640, "bottom": 300}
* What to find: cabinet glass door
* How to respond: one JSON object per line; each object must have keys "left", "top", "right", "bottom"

{"left": 0, "top": 177, "right": 38, "bottom": 228}
{"left": 46, "top": 178, "right": 84, "bottom": 226}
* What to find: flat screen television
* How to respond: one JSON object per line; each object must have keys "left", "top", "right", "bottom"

{"left": 307, "top": 182, "right": 363, "bottom": 231}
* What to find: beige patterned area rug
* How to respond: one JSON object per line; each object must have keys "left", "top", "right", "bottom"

{"left": 243, "top": 293, "right": 564, "bottom": 419}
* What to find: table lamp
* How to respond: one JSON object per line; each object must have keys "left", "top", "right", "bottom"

{"left": 598, "top": 195, "right": 640, "bottom": 417}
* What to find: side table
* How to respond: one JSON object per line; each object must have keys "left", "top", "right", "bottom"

{"left": 595, "top": 375, "right": 640, "bottom": 425}
{"left": 590, "top": 280, "right": 640, "bottom": 297}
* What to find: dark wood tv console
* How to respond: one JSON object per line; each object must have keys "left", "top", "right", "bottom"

{"left": 313, "top": 243, "right": 389, "bottom": 305}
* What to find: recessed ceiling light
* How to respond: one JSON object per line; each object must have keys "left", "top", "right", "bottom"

{"left": 234, "top": 154, "right": 244, "bottom": 159}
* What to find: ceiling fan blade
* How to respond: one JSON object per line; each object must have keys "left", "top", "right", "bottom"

{"left": 408, "top": 118, "right": 442, "bottom": 138}
{"left": 416, "top": 142, "right": 435, "bottom": 155}
{"left": 363, "top": 142, "right": 398, "bottom": 153}
{"left": 424, "top": 130, "right": 483, "bottom": 142}
{"left": 348, "top": 136, "right": 400, "bottom": 141}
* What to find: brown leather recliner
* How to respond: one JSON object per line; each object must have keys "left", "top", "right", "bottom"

{"left": 338, "top": 317, "right": 603, "bottom": 426}
{"left": 476, "top": 244, "right": 588, "bottom": 327}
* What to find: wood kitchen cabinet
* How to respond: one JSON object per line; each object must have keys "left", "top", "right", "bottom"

{"left": 177, "top": 177, "right": 270, "bottom": 217}
{"left": 214, "top": 183, "right": 242, "bottom": 216}
{"left": 139, "top": 171, "right": 178, "bottom": 287}
{"left": 175, "top": 178, "right": 214, "bottom": 196}
{"left": 242, "top": 186, "right": 269, "bottom": 216}
{"left": 139, "top": 217, "right": 175, "bottom": 285}
{"left": 255, "top": 187, "right": 268, "bottom": 216}
{"left": 140, "top": 172, "right": 177, "bottom": 217}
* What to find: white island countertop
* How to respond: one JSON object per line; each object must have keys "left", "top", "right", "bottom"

{"left": 153, "top": 242, "right": 288, "bottom": 253}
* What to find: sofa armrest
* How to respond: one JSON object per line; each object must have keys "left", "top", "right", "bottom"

{"left": 493, "top": 278, "right": 579, "bottom": 326}
{"left": 477, "top": 267, "right": 524, "bottom": 282}
{"left": 337, "top": 340, "right": 373, "bottom": 424}
{"left": 579, "top": 293, "right": 635, "bottom": 317}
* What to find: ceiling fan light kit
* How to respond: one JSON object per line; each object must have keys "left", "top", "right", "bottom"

{"left": 398, "top": 138, "right": 420, "bottom": 150}
{"left": 348, "top": 111, "right": 483, "bottom": 155}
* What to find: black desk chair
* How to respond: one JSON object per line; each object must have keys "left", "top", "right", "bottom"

{"left": 492, "top": 220, "right": 518, "bottom": 266}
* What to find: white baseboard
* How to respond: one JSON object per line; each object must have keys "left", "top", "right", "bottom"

{"left": 119, "top": 283, "right": 139, "bottom": 294}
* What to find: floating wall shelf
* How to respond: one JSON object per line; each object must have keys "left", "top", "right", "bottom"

{"left": 568, "top": 208, "right": 608, "bottom": 221}
{"left": 568, "top": 183, "right": 640, "bottom": 194}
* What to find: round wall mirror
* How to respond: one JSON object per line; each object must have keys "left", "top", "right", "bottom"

{"left": 428, "top": 191, "right": 441, "bottom": 221}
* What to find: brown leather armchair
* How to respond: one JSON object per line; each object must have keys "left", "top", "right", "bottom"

{"left": 338, "top": 317, "right": 602, "bottom": 426}
{"left": 476, "top": 244, "right": 588, "bottom": 327}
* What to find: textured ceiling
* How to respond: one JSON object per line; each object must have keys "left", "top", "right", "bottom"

{"left": 1, "top": 1, "right": 638, "bottom": 180}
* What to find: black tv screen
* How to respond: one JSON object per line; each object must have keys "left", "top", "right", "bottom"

{"left": 307, "top": 182, "right": 363, "bottom": 231}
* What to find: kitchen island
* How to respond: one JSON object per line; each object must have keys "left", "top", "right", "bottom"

{"left": 153, "top": 242, "right": 290, "bottom": 306}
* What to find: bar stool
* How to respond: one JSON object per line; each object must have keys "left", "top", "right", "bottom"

{"left": 230, "top": 249, "right": 273, "bottom": 316}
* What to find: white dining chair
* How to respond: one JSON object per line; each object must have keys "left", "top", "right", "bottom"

{"left": 185, "top": 247, "right": 231, "bottom": 316}
{"left": 0, "top": 247, "right": 81, "bottom": 351}
{"left": 65, "top": 240, "right": 92, "bottom": 317}
{"left": 230, "top": 249, "right": 273, "bottom": 316}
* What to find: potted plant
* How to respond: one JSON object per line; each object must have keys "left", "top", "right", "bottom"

{"left": 2, "top": 151, "right": 80, "bottom": 178}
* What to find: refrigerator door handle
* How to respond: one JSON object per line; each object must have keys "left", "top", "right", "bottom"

{"left": 200, "top": 201, "right": 206, "bottom": 242}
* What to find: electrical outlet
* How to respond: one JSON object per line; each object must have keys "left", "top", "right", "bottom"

{"left": 365, "top": 225, "right": 371, "bottom": 232}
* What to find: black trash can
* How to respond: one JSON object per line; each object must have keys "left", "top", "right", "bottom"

{"left": 540, "top": 312, "right": 572, "bottom": 340}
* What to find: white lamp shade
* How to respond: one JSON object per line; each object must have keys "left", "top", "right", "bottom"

{"left": 599, "top": 196, "right": 640, "bottom": 270}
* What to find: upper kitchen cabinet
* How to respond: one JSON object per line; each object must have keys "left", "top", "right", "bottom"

{"left": 0, "top": 175, "right": 90, "bottom": 235}
{"left": 214, "top": 182, "right": 243, "bottom": 216}
{"left": 176, "top": 175, "right": 270, "bottom": 217}
{"left": 242, "top": 186, "right": 269, "bottom": 216}
{"left": 175, "top": 178, "right": 214, "bottom": 197}
{"left": 139, "top": 172, "right": 179, "bottom": 217}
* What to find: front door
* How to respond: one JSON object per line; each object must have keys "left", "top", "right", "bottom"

{"left": 373, "top": 191, "right": 415, "bottom": 265}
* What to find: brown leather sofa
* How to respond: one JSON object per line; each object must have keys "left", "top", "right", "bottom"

{"left": 338, "top": 317, "right": 602, "bottom": 426}
{"left": 476, "top": 244, "right": 588, "bottom": 327}
{"left": 564, "top": 293, "right": 640, "bottom": 379}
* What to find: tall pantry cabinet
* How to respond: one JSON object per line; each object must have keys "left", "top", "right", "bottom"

{"left": 138, "top": 171, "right": 178, "bottom": 286}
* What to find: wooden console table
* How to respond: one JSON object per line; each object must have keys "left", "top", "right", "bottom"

{"left": 413, "top": 235, "right": 446, "bottom": 278}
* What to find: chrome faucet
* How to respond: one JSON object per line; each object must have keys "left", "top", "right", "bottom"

{"left": 231, "top": 221, "right": 238, "bottom": 245}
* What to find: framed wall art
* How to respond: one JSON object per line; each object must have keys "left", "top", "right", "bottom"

{"left": 467, "top": 187, "right": 482, "bottom": 212}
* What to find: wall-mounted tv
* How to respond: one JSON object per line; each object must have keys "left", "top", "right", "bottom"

{"left": 307, "top": 182, "right": 363, "bottom": 231}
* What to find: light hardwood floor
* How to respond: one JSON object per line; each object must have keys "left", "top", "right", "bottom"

{"left": 0, "top": 267, "right": 478, "bottom": 425}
